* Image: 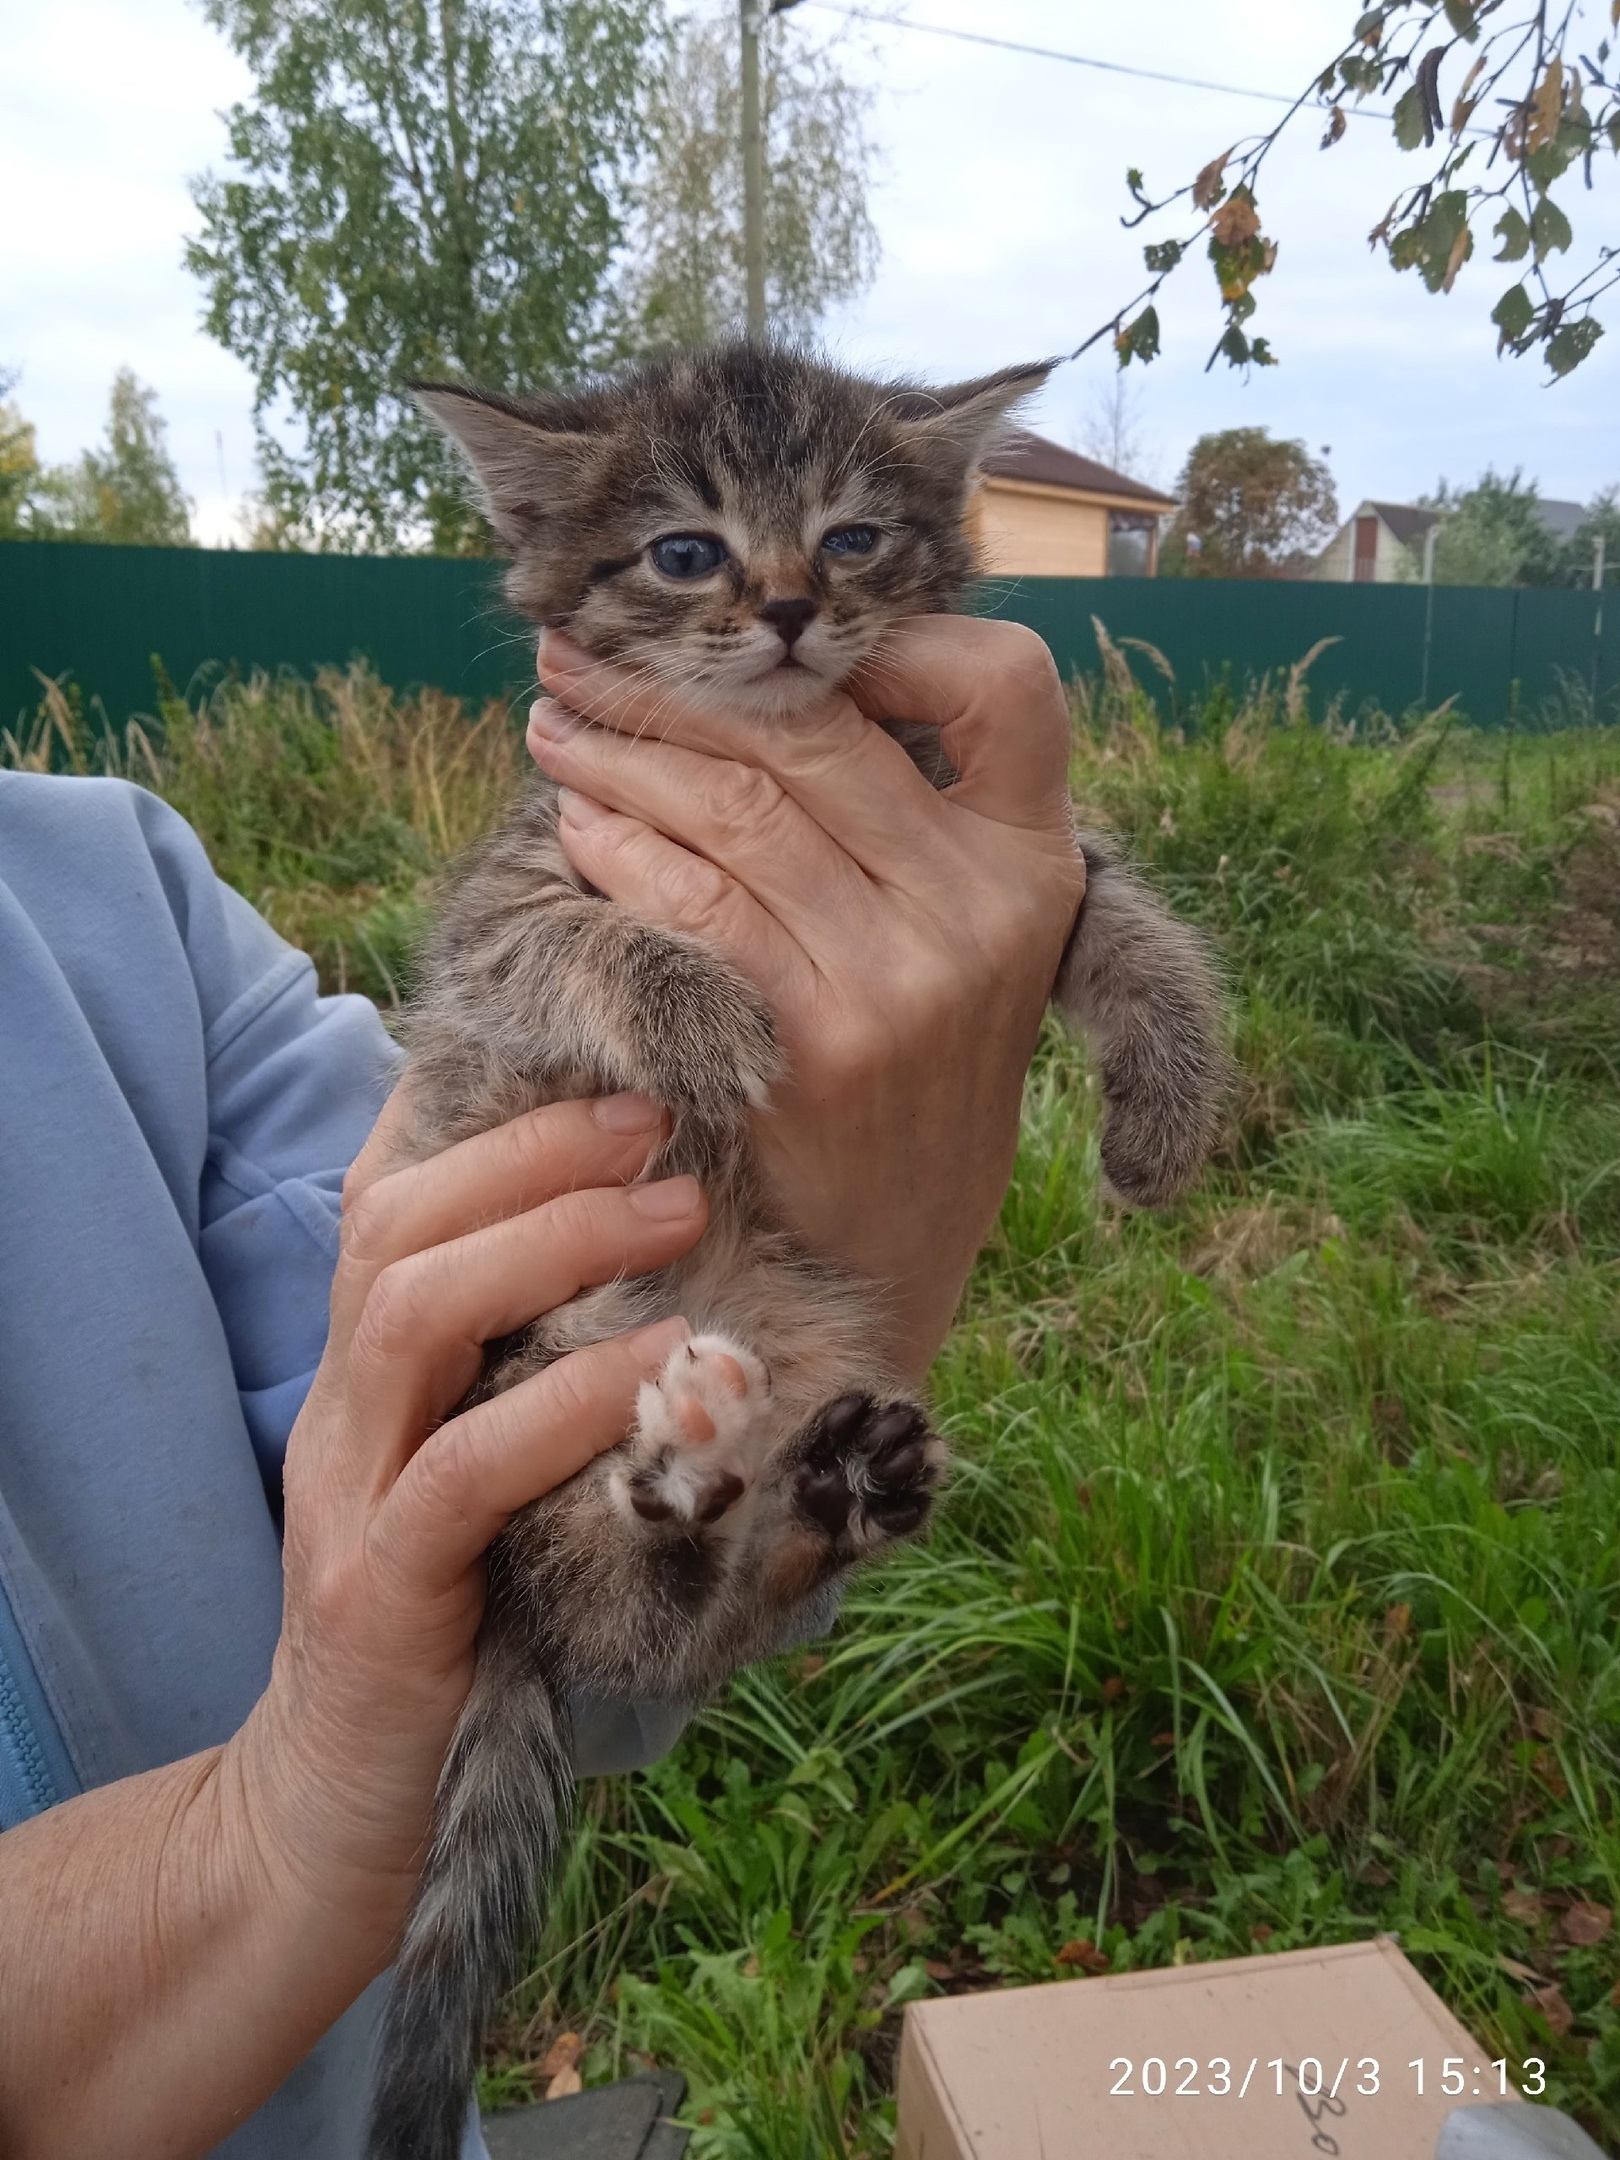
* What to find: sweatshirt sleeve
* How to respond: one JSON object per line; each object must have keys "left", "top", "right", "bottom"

{"left": 194, "top": 899, "right": 402, "bottom": 1492}
{"left": 124, "top": 789, "right": 695, "bottom": 1778}
{"left": 110, "top": 789, "right": 408, "bottom": 1493}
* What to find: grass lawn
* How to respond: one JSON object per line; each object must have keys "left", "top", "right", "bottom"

{"left": 13, "top": 658, "right": 1620, "bottom": 2153}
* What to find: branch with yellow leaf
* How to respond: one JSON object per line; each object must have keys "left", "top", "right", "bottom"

{"left": 1072, "top": 0, "right": 1618, "bottom": 380}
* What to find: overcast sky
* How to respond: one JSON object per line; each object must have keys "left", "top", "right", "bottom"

{"left": 2, "top": 0, "right": 1614, "bottom": 544}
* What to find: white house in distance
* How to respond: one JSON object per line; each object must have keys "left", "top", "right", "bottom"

{"left": 1315, "top": 500, "right": 1443, "bottom": 582}
{"left": 1317, "top": 494, "right": 1590, "bottom": 581}
{"left": 969, "top": 430, "right": 1177, "bottom": 578}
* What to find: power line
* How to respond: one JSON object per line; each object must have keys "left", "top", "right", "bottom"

{"left": 797, "top": 1, "right": 1371, "bottom": 116}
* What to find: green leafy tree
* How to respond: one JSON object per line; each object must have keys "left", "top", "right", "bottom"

{"left": 612, "top": 6, "right": 877, "bottom": 352}
{"left": 0, "top": 372, "right": 41, "bottom": 539}
{"left": 1400, "top": 471, "right": 1619, "bottom": 584}
{"left": 1416, "top": 468, "right": 1559, "bottom": 584}
{"left": 1561, "top": 486, "right": 1620, "bottom": 584}
{"left": 53, "top": 370, "right": 194, "bottom": 545}
{"left": 1160, "top": 428, "right": 1339, "bottom": 578}
{"left": 1100, "top": 1, "right": 1618, "bottom": 380}
{"left": 186, "top": 0, "right": 665, "bottom": 552}
{"left": 3, "top": 371, "right": 192, "bottom": 545}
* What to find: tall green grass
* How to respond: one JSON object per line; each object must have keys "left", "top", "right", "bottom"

{"left": 516, "top": 683, "right": 1620, "bottom": 2153}
{"left": 10, "top": 661, "right": 1619, "bottom": 2150}
{"left": 6, "top": 667, "right": 526, "bottom": 1003}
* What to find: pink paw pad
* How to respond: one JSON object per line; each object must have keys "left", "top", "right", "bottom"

{"left": 670, "top": 1349, "right": 749, "bottom": 1443}
{"left": 616, "top": 1332, "right": 771, "bottom": 1529}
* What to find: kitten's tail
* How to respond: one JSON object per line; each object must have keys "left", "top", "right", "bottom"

{"left": 368, "top": 1628, "right": 571, "bottom": 2160}
{"left": 1055, "top": 835, "right": 1231, "bottom": 1206}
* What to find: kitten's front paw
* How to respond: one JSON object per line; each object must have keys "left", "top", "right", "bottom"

{"left": 609, "top": 933, "right": 779, "bottom": 1116}
{"left": 613, "top": 1333, "right": 771, "bottom": 1530}
{"left": 794, "top": 1394, "right": 947, "bottom": 1554}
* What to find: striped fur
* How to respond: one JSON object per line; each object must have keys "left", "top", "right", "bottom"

{"left": 370, "top": 341, "right": 1226, "bottom": 2159}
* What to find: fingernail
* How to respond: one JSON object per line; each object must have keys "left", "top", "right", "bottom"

{"left": 628, "top": 1175, "right": 703, "bottom": 1220}
{"left": 591, "top": 1091, "right": 664, "bottom": 1132}
{"left": 626, "top": 1316, "right": 692, "bottom": 1371}
{"left": 558, "top": 786, "right": 609, "bottom": 829}
{"left": 528, "top": 699, "right": 580, "bottom": 743}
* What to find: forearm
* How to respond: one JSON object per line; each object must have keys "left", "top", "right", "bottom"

{"left": 0, "top": 1737, "right": 395, "bottom": 2160}
{"left": 0, "top": 1102, "right": 697, "bottom": 2160}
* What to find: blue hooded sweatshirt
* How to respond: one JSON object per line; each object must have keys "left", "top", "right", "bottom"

{"left": 0, "top": 773, "right": 690, "bottom": 2157}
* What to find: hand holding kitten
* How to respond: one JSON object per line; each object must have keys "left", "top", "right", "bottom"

{"left": 245, "top": 1091, "right": 702, "bottom": 1930}
{"left": 0, "top": 1092, "right": 702, "bottom": 2160}
{"left": 528, "top": 614, "right": 1087, "bottom": 1378}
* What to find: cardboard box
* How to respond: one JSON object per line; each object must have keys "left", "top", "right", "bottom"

{"left": 897, "top": 1937, "right": 1531, "bottom": 2159}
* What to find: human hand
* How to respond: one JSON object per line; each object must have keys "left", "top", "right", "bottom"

{"left": 525, "top": 616, "right": 1086, "bottom": 1379}
{"left": 0, "top": 1095, "right": 706, "bottom": 2160}
{"left": 231, "top": 1090, "right": 703, "bottom": 1945}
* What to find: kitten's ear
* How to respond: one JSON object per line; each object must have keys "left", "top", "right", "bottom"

{"left": 895, "top": 359, "right": 1058, "bottom": 469}
{"left": 410, "top": 382, "right": 594, "bottom": 549}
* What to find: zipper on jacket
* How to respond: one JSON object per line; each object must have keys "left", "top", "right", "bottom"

{"left": 0, "top": 1571, "right": 73, "bottom": 1828}
{"left": 0, "top": 1653, "right": 57, "bottom": 1816}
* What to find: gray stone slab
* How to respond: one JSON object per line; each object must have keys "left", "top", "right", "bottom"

{"left": 482, "top": 2073, "right": 688, "bottom": 2160}
{"left": 1436, "top": 2103, "right": 1609, "bottom": 2160}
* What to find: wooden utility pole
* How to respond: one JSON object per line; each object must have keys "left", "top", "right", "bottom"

{"left": 741, "top": 0, "right": 803, "bottom": 333}
{"left": 740, "top": 1, "right": 766, "bottom": 332}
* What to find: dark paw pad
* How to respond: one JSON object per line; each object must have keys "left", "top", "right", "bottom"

{"left": 629, "top": 1486, "right": 677, "bottom": 1523}
{"left": 625, "top": 1455, "right": 749, "bottom": 1530}
{"left": 697, "top": 1472, "right": 746, "bottom": 1525}
{"left": 795, "top": 1394, "right": 943, "bottom": 1549}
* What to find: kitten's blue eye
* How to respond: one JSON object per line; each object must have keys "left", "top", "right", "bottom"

{"left": 821, "top": 525, "right": 880, "bottom": 557}
{"left": 650, "top": 534, "right": 728, "bottom": 580}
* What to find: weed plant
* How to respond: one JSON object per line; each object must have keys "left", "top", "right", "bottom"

{"left": 5, "top": 667, "right": 526, "bottom": 1004}
{"left": 8, "top": 657, "right": 1619, "bottom": 2150}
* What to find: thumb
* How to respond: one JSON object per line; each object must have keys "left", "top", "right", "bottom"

{"left": 844, "top": 615, "right": 1075, "bottom": 835}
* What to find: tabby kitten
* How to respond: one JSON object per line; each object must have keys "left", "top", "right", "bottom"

{"left": 369, "top": 342, "right": 1225, "bottom": 2160}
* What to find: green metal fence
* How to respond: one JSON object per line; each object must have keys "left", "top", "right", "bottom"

{"left": 975, "top": 575, "right": 1612, "bottom": 727}
{"left": 0, "top": 542, "right": 523, "bottom": 735}
{"left": 2, "top": 539, "right": 1611, "bottom": 736}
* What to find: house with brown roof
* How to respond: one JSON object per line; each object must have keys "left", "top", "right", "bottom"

{"left": 970, "top": 430, "right": 1176, "bottom": 578}
{"left": 1314, "top": 500, "right": 1443, "bottom": 582}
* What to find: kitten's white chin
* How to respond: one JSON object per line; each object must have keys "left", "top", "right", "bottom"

{"left": 639, "top": 653, "right": 854, "bottom": 721}
{"left": 732, "top": 664, "right": 846, "bottom": 719}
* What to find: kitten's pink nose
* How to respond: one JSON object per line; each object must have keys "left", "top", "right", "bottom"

{"left": 759, "top": 597, "right": 819, "bottom": 652}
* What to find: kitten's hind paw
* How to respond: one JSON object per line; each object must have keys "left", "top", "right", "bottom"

{"left": 1098, "top": 1094, "right": 1208, "bottom": 1209}
{"left": 614, "top": 1332, "right": 770, "bottom": 1531}
{"left": 794, "top": 1395, "right": 947, "bottom": 1554}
